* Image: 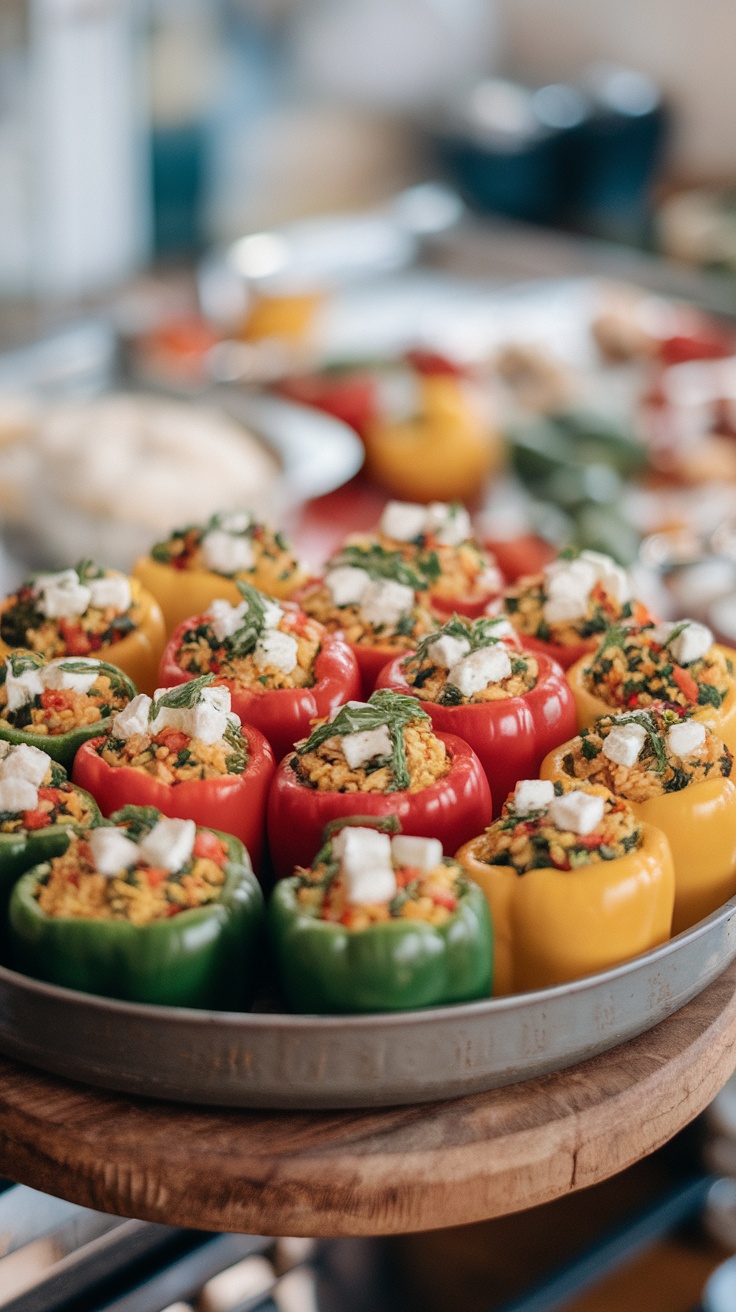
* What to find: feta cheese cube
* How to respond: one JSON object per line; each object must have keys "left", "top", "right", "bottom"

{"left": 262, "top": 598, "right": 284, "bottom": 629}
{"left": 215, "top": 510, "right": 252, "bottom": 534}
{"left": 602, "top": 722, "right": 647, "bottom": 768}
{"left": 649, "top": 621, "right": 676, "bottom": 646}
{"left": 333, "top": 826, "right": 397, "bottom": 905}
{"left": 325, "top": 566, "right": 371, "bottom": 608}
{"left": 43, "top": 659, "right": 99, "bottom": 695}
{"left": 579, "top": 551, "right": 630, "bottom": 604}
{"left": 514, "top": 779, "right": 554, "bottom": 815}
{"left": 0, "top": 742, "right": 9, "bottom": 760}
{"left": 341, "top": 724, "right": 392, "bottom": 770}
{"left": 391, "top": 834, "right": 443, "bottom": 872}
{"left": 201, "top": 530, "right": 255, "bottom": 575}
{"left": 361, "top": 579, "right": 415, "bottom": 628}
{"left": 0, "top": 777, "right": 38, "bottom": 813}
{"left": 202, "top": 685, "right": 232, "bottom": 714}
{"left": 4, "top": 662, "right": 44, "bottom": 712}
{"left": 485, "top": 617, "right": 516, "bottom": 642}
{"left": 477, "top": 564, "right": 504, "bottom": 594}
{"left": 447, "top": 646, "right": 512, "bottom": 697}
{"left": 207, "top": 599, "right": 249, "bottom": 643}
{"left": 0, "top": 744, "right": 50, "bottom": 787}
{"left": 187, "top": 703, "right": 231, "bottom": 745}
{"left": 89, "top": 827, "right": 140, "bottom": 877}
{"left": 379, "top": 501, "right": 428, "bottom": 542}
{"left": 668, "top": 719, "right": 707, "bottom": 757}
{"left": 542, "top": 559, "right": 598, "bottom": 624}
{"left": 669, "top": 621, "right": 713, "bottom": 666}
{"left": 87, "top": 574, "right": 132, "bottom": 613}
{"left": 548, "top": 790, "right": 605, "bottom": 836}
{"left": 33, "top": 569, "right": 92, "bottom": 619}
{"left": 425, "top": 502, "right": 472, "bottom": 546}
{"left": 110, "top": 694, "right": 152, "bottom": 741}
{"left": 254, "top": 630, "right": 299, "bottom": 675}
{"left": 138, "top": 817, "right": 196, "bottom": 873}
{"left": 426, "top": 633, "right": 471, "bottom": 668}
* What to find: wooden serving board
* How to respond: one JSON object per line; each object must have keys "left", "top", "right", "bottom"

{"left": 0, "top": 961, "right": 733, "bottom": 1237}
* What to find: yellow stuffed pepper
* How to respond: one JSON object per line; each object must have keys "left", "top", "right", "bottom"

{"left": 0, "top": 563, "right": 164, "bottom": 697}
{"left": 133, "top": 509, "right": 309, "bottom": 636}
{"left": 364, "top": 374, "right": 502, "bottom": 504}
{"left": 567, "top": 619, "right": 736, "bottom": 754}
{"left": 540, "top": 703, "right": 736, "bottom": 934}
{"left": 456, "top": 777, "right": 674, "bottom": 995}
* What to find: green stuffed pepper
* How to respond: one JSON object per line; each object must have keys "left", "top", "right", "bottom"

{"left": 0, "top": 740, "right": 101, "bottom": 924}
{"left": 8, "top": 803, "right": 264, "bottom": 1009}
{"left": 0, "top": 650, "right": 137, "bottom": 769}
{"left": 269, "top": 815, "right": 493, "bottom": 1013}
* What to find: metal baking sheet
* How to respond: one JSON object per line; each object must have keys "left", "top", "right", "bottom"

{"left": 0, "top": 896, "right": 733, "bottom": 1110}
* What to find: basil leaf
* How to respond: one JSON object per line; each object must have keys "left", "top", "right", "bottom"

{"left": 150, "top": 673, "right": 215, "bottom": 718}
{"left": 332, "top": 544, "right": 427, "bottom": 591}
{"left": 225, "top": 582, "right": 270, "bottom": 657}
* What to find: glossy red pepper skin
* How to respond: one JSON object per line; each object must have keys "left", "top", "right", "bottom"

{"left": 350, "top": 642, "right": 408, "bottom": 699}
{"left": 431, "top": 590, "right": 501, "bottom": 622}
{"left": 518, "top": 633, "right": 599, "bottom": 671}
{"left": 267, "top": 731, "right": 492, "bottom": 880}
{"left": 376, "top": 651, "right": 577, "bottom": 817}
{"left": 71, "top": 722, "right": 275, "bottom": 876}
{"left": 158, "top": 621, "right": 361, "bottom": 763}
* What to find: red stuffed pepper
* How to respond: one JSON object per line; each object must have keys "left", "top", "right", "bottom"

{"left": 157, "top": 583, "right": 361, "bottom": 763}
{"left": 72, "top": 674, "right": 275, "bottom": 874}
{"left": 266, "top": 689, "right": 492, "bottom": 880}
{"left": 376, "top": 614, "right": 577, "bottom": 816}
{"left": 501, "top": 546, "right": 652, "bottom": 670}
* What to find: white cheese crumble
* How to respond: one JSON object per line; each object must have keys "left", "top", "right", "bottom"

{"left": 215, "top": 510, "right": 252, "bottom": 534}
{"left": 33, "top": 569, "right": 92, "bottom": 619}
{"left": 425, "top": 501, "right": 472, "bottom": 546}
{"left": 361, "top": 579, "right": 415, "bottom": 629}
{"left": 111, "top": 693, "right": 152, "bottom": 741}
{"left": 579, "top": 550, "right": 631, "bottom": 605}
{"left": 447, "top": 646, "right": 512, "bottom": 697}
{"left": 88, "top": 827, "right": 140, "bottom": 877}
{"left": 426, "top": 633, "right": 471, "bottom": 669}
{"left": 43, "top": 658, "right": 100, "bottom": 695}
{"left": 601, "top": 722, "right": 647, "bottom": 768}
{"left": 391, "top": 834, "right": 443, "bottom": 872}
{"left": 341, "top": 724, "right": 392, "bottom": 770}
{"left": 548, "top": 790, "right": 605, "bottom": 836}
{"left": 138, "top": 816, "right": 196, "bottom": 873}
{"left": 87, "top": 574, "right": 132, "bottom": 613}
{"left": 667, "top": 720, "right": 707, "bottom": 757}
{"left": 201, "top": 529, "right": 255, "bottom": 575}
{"left": 333, "top": 826, "right": 397, "bottom": 905}
{"left": 542, "top": 552, "right": 630, "bottom": 625}
{"left": 4, "top": 662, "right": 44, "bottom": 712}
{"left": 0, "top": 776, "right": 39, "bottom": 813}
{"left": 379, "top": 501, "right": 429, "bottom": 542}
{"left": 672, "top": 621, "right": 713, "bottom": 666}
{"left": 207, "top": 599, "right": 249, "bottom": 644}
{"left": 253, "top": 629, "right": 299, "bottom": 675}
{"left": 325, "top": 566, "right": 371, "bottom": 608}
{"left": 514, "top": 779, "right": 555, "bottom": 815}
{"left": 149, "top": 684, "right": 239, "bottom": 746}
{"left": 0, "top": 743, "right": 50, "bottom": 788}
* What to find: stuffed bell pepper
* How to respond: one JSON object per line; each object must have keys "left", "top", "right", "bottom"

{"left": 298, "top": 543, "right": 437, "bottom": 697}
{"left": 0, "top": 740, "right": 101, "bottom": 920}
{"left": 541, "top": 703, "right": 736, "bottom": 933}
{"left": 456, "top": 777, "right": 674, "bottom": 995}
{"left": 133, "top": 508, "right": 309, "bottom": 635}
{"left": 158, "top": 582, "right": 360, "bottom": 763}
{"left": 267, "top": 689, "right": 492, "bottom": 880}
{"left": 0, "top": 651, "right": 137, "bottom": 769}
{"left": 502, "top": 547, "right": 651, "bottom": 669}
{"left": 270, "top": 815, "right": 492, "bottom": 1013}
{"left": 0, "top": 560, "right": 166, "bottom": 696}
{"left": 376, "top": 613, "right": 576, "bottom": 815}
{"left": 72, "top": 674, "right": 275, "bottom": 874}
{"left": 567, "top": 618, "right": 736, "bottom": 752}
{"left": 8, "top": 804, "right": 264, "bottom": 1008}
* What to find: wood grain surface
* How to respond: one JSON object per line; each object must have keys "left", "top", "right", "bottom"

{"left": 0, "top": 963, "right": 734, "bottom": 1238}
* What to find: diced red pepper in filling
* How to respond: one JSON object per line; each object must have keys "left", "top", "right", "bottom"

{"left": 155, "top": 729, "right": 190, "bottom": 755}
{"left": 672, "top": 665, "right": 699, "bottom": 702}
{"left": 40, "top": 688, "right": 75, "bottom": 712}
{"left": 59, "top": 620, "right": 92, "bottom": 655}
{"left": 431, "top": 889, "right": 458, "bottom": 911}
{"left": 192, "top": 830, "right": 229, "bottom": 865}
{"left": 145, "top": 867, "right": 167, "bottom": 888}
{"left": 23, "top": 809, "right": 51, "bottom": 830}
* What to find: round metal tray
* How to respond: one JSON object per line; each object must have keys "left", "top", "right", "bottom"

{"left": 0, "top": 897, "right": 734, "bottom": 1110}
